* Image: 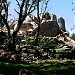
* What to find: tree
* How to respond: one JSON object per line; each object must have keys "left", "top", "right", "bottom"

{"left": 0, "top": 0, "right": 38, "bottom": 50}
{"left": 41, "top": 0, "right": 50, "bottom": 13}
{"left": 0, "top": 0, "right": 50, "bottom": 50}
{"left": 34, "top": 0, "right": 40, "bottom": 45}
{"left": 12, "top": 0, "right": 38, "bottom": 49}
{"left": 0, "top": 0, "right": 11, "bottom": 38}
{"left": 35, "top": 0, "right": 50, "bottom": 45}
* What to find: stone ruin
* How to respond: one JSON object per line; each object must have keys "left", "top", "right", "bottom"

{"left": 40, "top": 12, "right": 57, "bottom": 21}
{"left": 40, "top": 21, "right": 60, "bottom": 37}
{"left": 23, "top": 12, "right": 66, "bottom": 37}
{"left": 35, "top": 12, "right": 66, "bottom": 36}
{"left": 1, "top": 12, "right": 66, "bottom": 37}
{"left": 58, "top": 17, "right": 66, "bottom": 32}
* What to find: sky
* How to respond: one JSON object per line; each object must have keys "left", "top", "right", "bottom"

{"left": 8, "top": 0, "right": 74, "bottom": 34}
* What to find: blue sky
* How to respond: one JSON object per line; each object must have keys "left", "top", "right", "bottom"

{"left": 49, "top": 0, "right": 74, "bottom": 34}
{"left": 8, "top": 0, "right": 74, "bottom": 34}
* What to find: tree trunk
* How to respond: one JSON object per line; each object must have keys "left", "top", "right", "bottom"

{"left": 12, "top": 21, "right": 23, "bottom": 50}
{"left": 35, "top": 0, "right": 40, "bottom": 45}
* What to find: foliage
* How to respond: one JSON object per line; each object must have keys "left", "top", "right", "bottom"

{"left": 19, "top": 36, "right": 57, "bottom": 48}
{"left": 38, "top": 37, "right": 57, "bottom": 47}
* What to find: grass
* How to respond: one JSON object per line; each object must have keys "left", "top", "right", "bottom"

{"left": 0, "top": 59, "right": 75, "bottom": 75}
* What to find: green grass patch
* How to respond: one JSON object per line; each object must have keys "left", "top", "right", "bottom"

{"left": 0, "top": 59, "right": 75, "bottom": 75}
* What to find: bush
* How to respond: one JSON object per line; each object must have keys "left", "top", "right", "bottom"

{"left": 18, "top": 36, "right": 57, "bottom": 48}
